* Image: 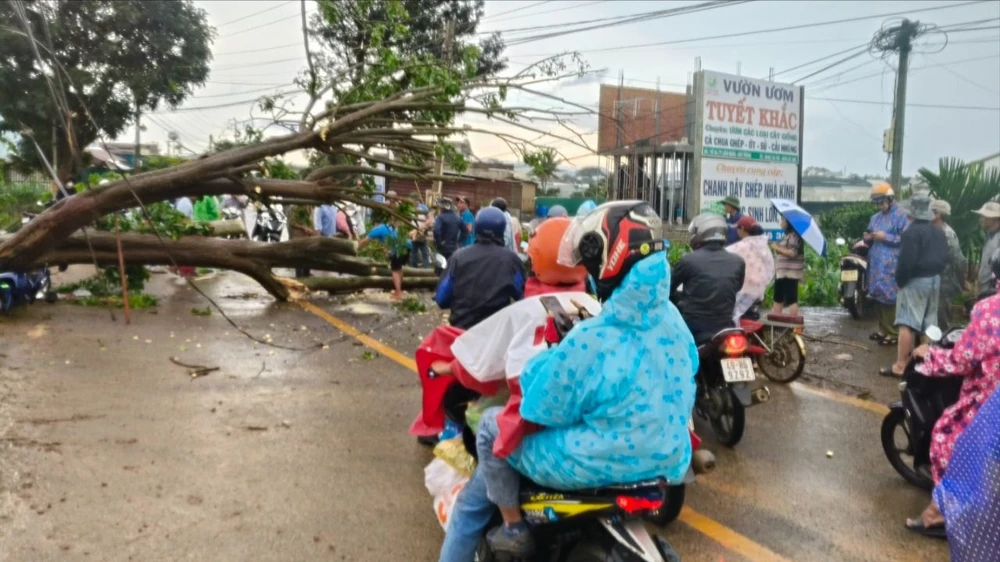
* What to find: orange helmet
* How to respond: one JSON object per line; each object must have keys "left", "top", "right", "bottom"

{"left": 870, "top": 182, "right": 895, "bottom": 202}
{"left": 528, "top": 217, "right": 587, "bottom": 286}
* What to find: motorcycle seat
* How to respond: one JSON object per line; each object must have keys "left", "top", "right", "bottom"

{"left": 765, "top": 313, "right": 803, "bottom": 325}
{"left": 740, "top": 319, "right": 763, "bottom": 333}
{"left": 521, "top": 476, "right": 666, "bottom": 497}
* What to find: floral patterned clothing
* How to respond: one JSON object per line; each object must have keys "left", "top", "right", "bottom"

{"left": 918, "top": 286, "right": 1000, "bottom": 484}
{"left": 866, "top": 203, "right": 909, "bottom": 305}
{"left": 726, "top": 234, "right": 775, "bottom": 320}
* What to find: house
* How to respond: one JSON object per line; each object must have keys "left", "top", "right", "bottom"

{"left": 971, "top": 151, "right": 1000, "bottom": 174}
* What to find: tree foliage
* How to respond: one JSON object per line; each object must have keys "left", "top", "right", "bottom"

{"left": 816, "top": 202, "right": 873, "bottom": 241}
{"left": 523, "top": 147, "right": 560, "bottom": 191}
{"left": 919, "top": 157, "right": 1000, "bottom": 259}
{"left": 0, "top": 0, "right": 213, "bottom": 178}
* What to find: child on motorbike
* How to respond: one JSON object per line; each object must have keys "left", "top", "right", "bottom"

{"left": 438, "top": 201, "right": 698, "bottom": 561}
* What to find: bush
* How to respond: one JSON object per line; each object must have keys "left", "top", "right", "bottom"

{"left": 816, "top": 203, "right": 872, "bottom": 241}
{"left": 0, "top": 180, "right": 47, "bottom": 231}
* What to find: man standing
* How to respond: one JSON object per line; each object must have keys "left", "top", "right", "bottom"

{"left": 930, "top": 200, "right": 967, "bottom": 329}
{"left": 457, "top": 196, "right": 476, "bottom": 247}
{"left": 880, "top": 195, "right": 948, "bottom": 378}
{"left": 433, "top": 198, "right": 463, "bottom": 262}
{"left": 865, "top": 183, "right": 909, "bottom": 346}
{"left": 973, "top": 201, "right": 1000, "bottom": 301}
{"left": 313, "top": 204, "right": 336, "bottom": 238}
{"left": 409, "top": 198, "right": 432, "bottom": 268}
{"left": 721, "top": 195, "right": 743, "bottom": 245}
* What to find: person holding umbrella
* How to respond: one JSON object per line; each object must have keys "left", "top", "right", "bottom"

{"left": 769, "top": 199, "right": 828, "bottom": 319}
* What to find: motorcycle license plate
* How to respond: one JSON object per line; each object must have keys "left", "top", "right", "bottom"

{"left": 721, "top": 358, "right": 756, "bottom": 383}
{"left": 841, "top": 269, "right": 859, "bottom": 282}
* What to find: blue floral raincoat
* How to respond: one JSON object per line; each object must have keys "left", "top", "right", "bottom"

{"left": 508, "top": 252, "right": 699, "bottom": 488}
{"left": 866, "top": 203, "right": 909, "bottom": 305}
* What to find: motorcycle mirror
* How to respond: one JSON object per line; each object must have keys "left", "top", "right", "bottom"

{"left": 835, "top": 237, "right": 846, "bottom": 246}
{"left": 924, "top": 325, "right": 943, "bottom": 343}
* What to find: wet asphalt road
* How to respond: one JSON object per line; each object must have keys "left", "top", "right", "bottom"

{"left": 0, "top": 269, "right": 950, "bottom": 561}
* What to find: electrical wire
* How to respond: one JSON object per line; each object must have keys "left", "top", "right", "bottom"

{"left": 482, "top": 1, "right": 607, "bottom": 26}
{"left": 807, "top": 53, "right": 1000, "bottom": 93}
{"left": 535, "top": 0, "right": 989, "bottom": 54}
{"left": 482, "top": 1, "right": 554, "bottom": 21}
{"left": 809, "top": 96, "right": 1000, "bottom": 111}
{"left": 216, "top": 1, "right": 295, "bottom": 27}
{"left": 792, "top": 48, "right": 870, "bottom": 83}
{"left": 214, "top": 43, "right": 301, "bottom": 57}
{"left": 220, "top": 11, "right": 315, "bottom": 38}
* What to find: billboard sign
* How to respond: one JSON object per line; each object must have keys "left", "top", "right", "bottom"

{"left": 701, "top": 158, "right": 798, "bottom": 239}
{"left": 701, "top": 71, "right": 801, "bottom": 164}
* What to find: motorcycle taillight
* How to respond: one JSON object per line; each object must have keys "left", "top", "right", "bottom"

{"left": 720, "top": 334, "right": 748, "bottom": 357}
{"left": 616, "top": 495, "right": 663, "bottom": 514}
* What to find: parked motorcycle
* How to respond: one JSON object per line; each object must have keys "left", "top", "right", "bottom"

{"left": 0, "top": 267, "right": 57, "bottom": 314}
{"left": 836, "top": 237, "right": 871, "bottom": 319}
{"left": 694, "top": 328, "right": 770, "bottom": 447}
{"left": 881, "top": 326, "right": 964, "bottom": 491}
{"left": 251, "top": 203, "right": 286, "bottom": 243}
{"left": 220, "top": 206, "right": 245, "bottom": 240}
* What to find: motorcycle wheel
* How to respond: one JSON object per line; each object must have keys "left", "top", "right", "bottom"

{"left": 844, "top": 296, "right": 860, "bottom": 320}
{"left": 708, "top": 386, "right": 745, "bottom": 447}
{"left": 758, "top": 334, "right": 805, "bottom": 384}
{"left": 880, "top": 407, "right": 934, "bottom": 491}
{"left": 645, "top": 484, "right": 685, "bottom": 527}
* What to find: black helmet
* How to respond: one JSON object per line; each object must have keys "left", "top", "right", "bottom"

{"left": 688, "top": 213, "right": 727, "bottom": 249}
{"left": 557, "top": 200, "right": 664, "bottom": 301}
{"left": 490, "top": 197, "right": 508, "bottom": 213}
{"left": 475, "top": 207, "right": 507, "bottom": 244}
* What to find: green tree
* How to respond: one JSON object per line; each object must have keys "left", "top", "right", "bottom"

{"left": 0, "top": 0, "right": 213, "bottom": 179}
{"left": 919, "top": 157, "right": 1000, "bottom": 260}
{"left": 523, "top": 148, "right": 560, "bottom": 194}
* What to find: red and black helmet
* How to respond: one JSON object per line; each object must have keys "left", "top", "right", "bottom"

{"left": 558, "top": 200, "right": 665, "bottom": 301}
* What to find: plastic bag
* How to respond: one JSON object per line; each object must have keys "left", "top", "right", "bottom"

{"left": 433, "top": 437, "right": 476, "bottom": 477}
{"left": 465, "top": 393, "right": 509, "bottom": 434}
{"left": 424, "top": 458, "right": 469, "bottom": 530}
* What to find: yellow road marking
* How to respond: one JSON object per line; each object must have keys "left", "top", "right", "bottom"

{"left": 679, "top": 507, "right": 793, "bottom": 562}
{"left": 789, "top": 381, "right": 889, "bottom": 416}
{"left": 300, "top": 301, "right": 793, "bottom": 562}
{"left": 298, "top": 301, "right": 417, "bottom": 372}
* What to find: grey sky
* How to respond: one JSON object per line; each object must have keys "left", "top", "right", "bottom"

{"left": 129, "top": 0, "right": 1000, "bottom": 176}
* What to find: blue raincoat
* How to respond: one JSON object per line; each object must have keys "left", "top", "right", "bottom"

{"left": 508, "top": 253, "right": 699, "bottom": 488}
{"left": 934, "top": 389, "right": 1000, "bottom": 562}
{"left": 866, "top": 203, "right": 909, "bottom": 305}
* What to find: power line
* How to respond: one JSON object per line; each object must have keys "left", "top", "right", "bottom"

{"left": 543, "top": 0, "right": 989, "bottom": 54}
{"left": 220, "top": 11, "right": 314, "bottom": 38}
{"left": 482, "top": 1, "right": 554, "bottom": 21}
{"left": 185, "top": 84, "right": 296, "bottom": 99}
{"left": 809, "top": 96, "right": 1000, "bottom": 111}
{"left": 216, "top": 1, "right": 295, "bottom": 27}
{"left": 792, "top": 49, "right": 869, "bottom": 83}
{"left": 213, "top": 43, "right": 300, "bottom": 57}
{"left": 808, "top": 53, "right": 1000, "bottom": 93}
{"left": 504, "top": 1, "right": 751, "bottom": 46}
{"left": 149, "top": 89, "right": 305, "bottom": 113}
{"left": 936, "top": 64, "right": 999, "bottom": 95}
{"left": 482, "top": 1, "right": 607, "bottom": 26}
{"left": 770, "top": 43, "right": 870, "bottom": 79}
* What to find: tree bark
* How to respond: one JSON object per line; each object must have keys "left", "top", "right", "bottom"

{"left": 297, "top": 275, "right": 439, "bottom": 294}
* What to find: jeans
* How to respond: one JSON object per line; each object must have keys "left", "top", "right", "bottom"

{"left": 439, "top": 407, "right": 520, "bottom": 562}
{"left": 411, "top": 241, "right": 430, "bottom": 268}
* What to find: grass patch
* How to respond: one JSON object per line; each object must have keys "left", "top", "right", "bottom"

{"left": 395, "top": 296, "right": 426, "bottom": 313}
{"left": 190, "top": 306, "right": 212, "bottom": 316}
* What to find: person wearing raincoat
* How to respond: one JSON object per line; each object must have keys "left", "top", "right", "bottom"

{"left": 727, "top": 215, "right": 775, "bottom": 323}
{"left": 438, "top": 201, "right": 698, "bottom": 561}
{"left": 933, "top": 387, "right": 1000, "bottom": 560}
{"left": 865, "top": 183, "right": 909, "bottom": 345}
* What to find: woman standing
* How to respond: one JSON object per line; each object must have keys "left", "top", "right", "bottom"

{"left": 770, "top": 215, "right": 805, "bottom": 317}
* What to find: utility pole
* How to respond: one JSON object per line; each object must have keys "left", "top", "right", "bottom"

{"left": 876, "top": 19, "right": 921, "bottom": 191}
{"left": 133, "top": 103, "right": 142, "bottom": 171}
{"left": 432, "top": 17, "right": 456, "bottom": 199}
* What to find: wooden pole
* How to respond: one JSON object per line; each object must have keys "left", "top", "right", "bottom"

{"left": 114, "top": 214, "right": 131, "bottom": 324}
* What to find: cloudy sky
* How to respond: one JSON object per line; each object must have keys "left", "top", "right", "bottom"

{"left": 126, "top": 0, "right": 1000, "bottom": 176}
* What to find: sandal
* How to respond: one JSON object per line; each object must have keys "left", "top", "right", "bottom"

{"left": 905, "top": 518, "right": 947, "bottom": 539}
{"left": 878, "top": 335, "right": 898, "bottom": 346}
{"left": 869, "top": 332, "right": 885, "bottom": 341}
{"left": 878, "top": 366, "right": 904, "bottom": 378}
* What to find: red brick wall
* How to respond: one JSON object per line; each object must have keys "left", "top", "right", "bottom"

{"left": 597, "top": 84, "right": 689, "bottom": 153}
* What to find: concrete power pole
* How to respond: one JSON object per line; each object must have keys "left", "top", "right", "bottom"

{"left": 432, "top": 18, "right": 456, "bottom": 199}
{"left": 879, "top": 19, "right": 921, "bottom": 191}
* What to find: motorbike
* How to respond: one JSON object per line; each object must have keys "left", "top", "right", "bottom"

{"left": 0, "top": 268, "right": 57, "bottom": 314}
{"left": 474, "top": 478, "right": 680, "bottom": 562}
{"left": 694, "top": 328, "right": 770, "bottom": 447}
{"left": 220, "top": 206, "right": 245, "bottom": 240}
{"left": 251, "top": 203, "right": 286, "bottom": 243}
{"left": 835, "top": 237, "right": 871, "bottom": 319}
{"left": 740, "top": 304, "right": 807, "bottom": 385}
{"left": 881, "top": 326, "right": 964, "bottom": 491}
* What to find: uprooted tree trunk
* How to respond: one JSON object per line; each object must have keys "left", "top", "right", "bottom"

{"left": 13, "top": 231, "right": 437, "bottom": 300}
{"left": 297, "top": 275, "right": 440, "bottom": 294}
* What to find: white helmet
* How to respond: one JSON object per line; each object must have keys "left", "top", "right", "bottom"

{"left": 688, "top": 213, "right": 727, "bottom": 248}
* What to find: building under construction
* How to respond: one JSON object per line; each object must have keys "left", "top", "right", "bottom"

{"left": 597, "top": 79, "right": 696, "bottom": 226}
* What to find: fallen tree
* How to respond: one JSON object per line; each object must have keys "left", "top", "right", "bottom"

{"left": 15, "top": 231, "right": 437, "bottom": 300}
{"left": 297, "top": 275, "right": 440, "bottom": 295}
{"left": 0, "top": 2, "right": 593, "bottom": 301}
